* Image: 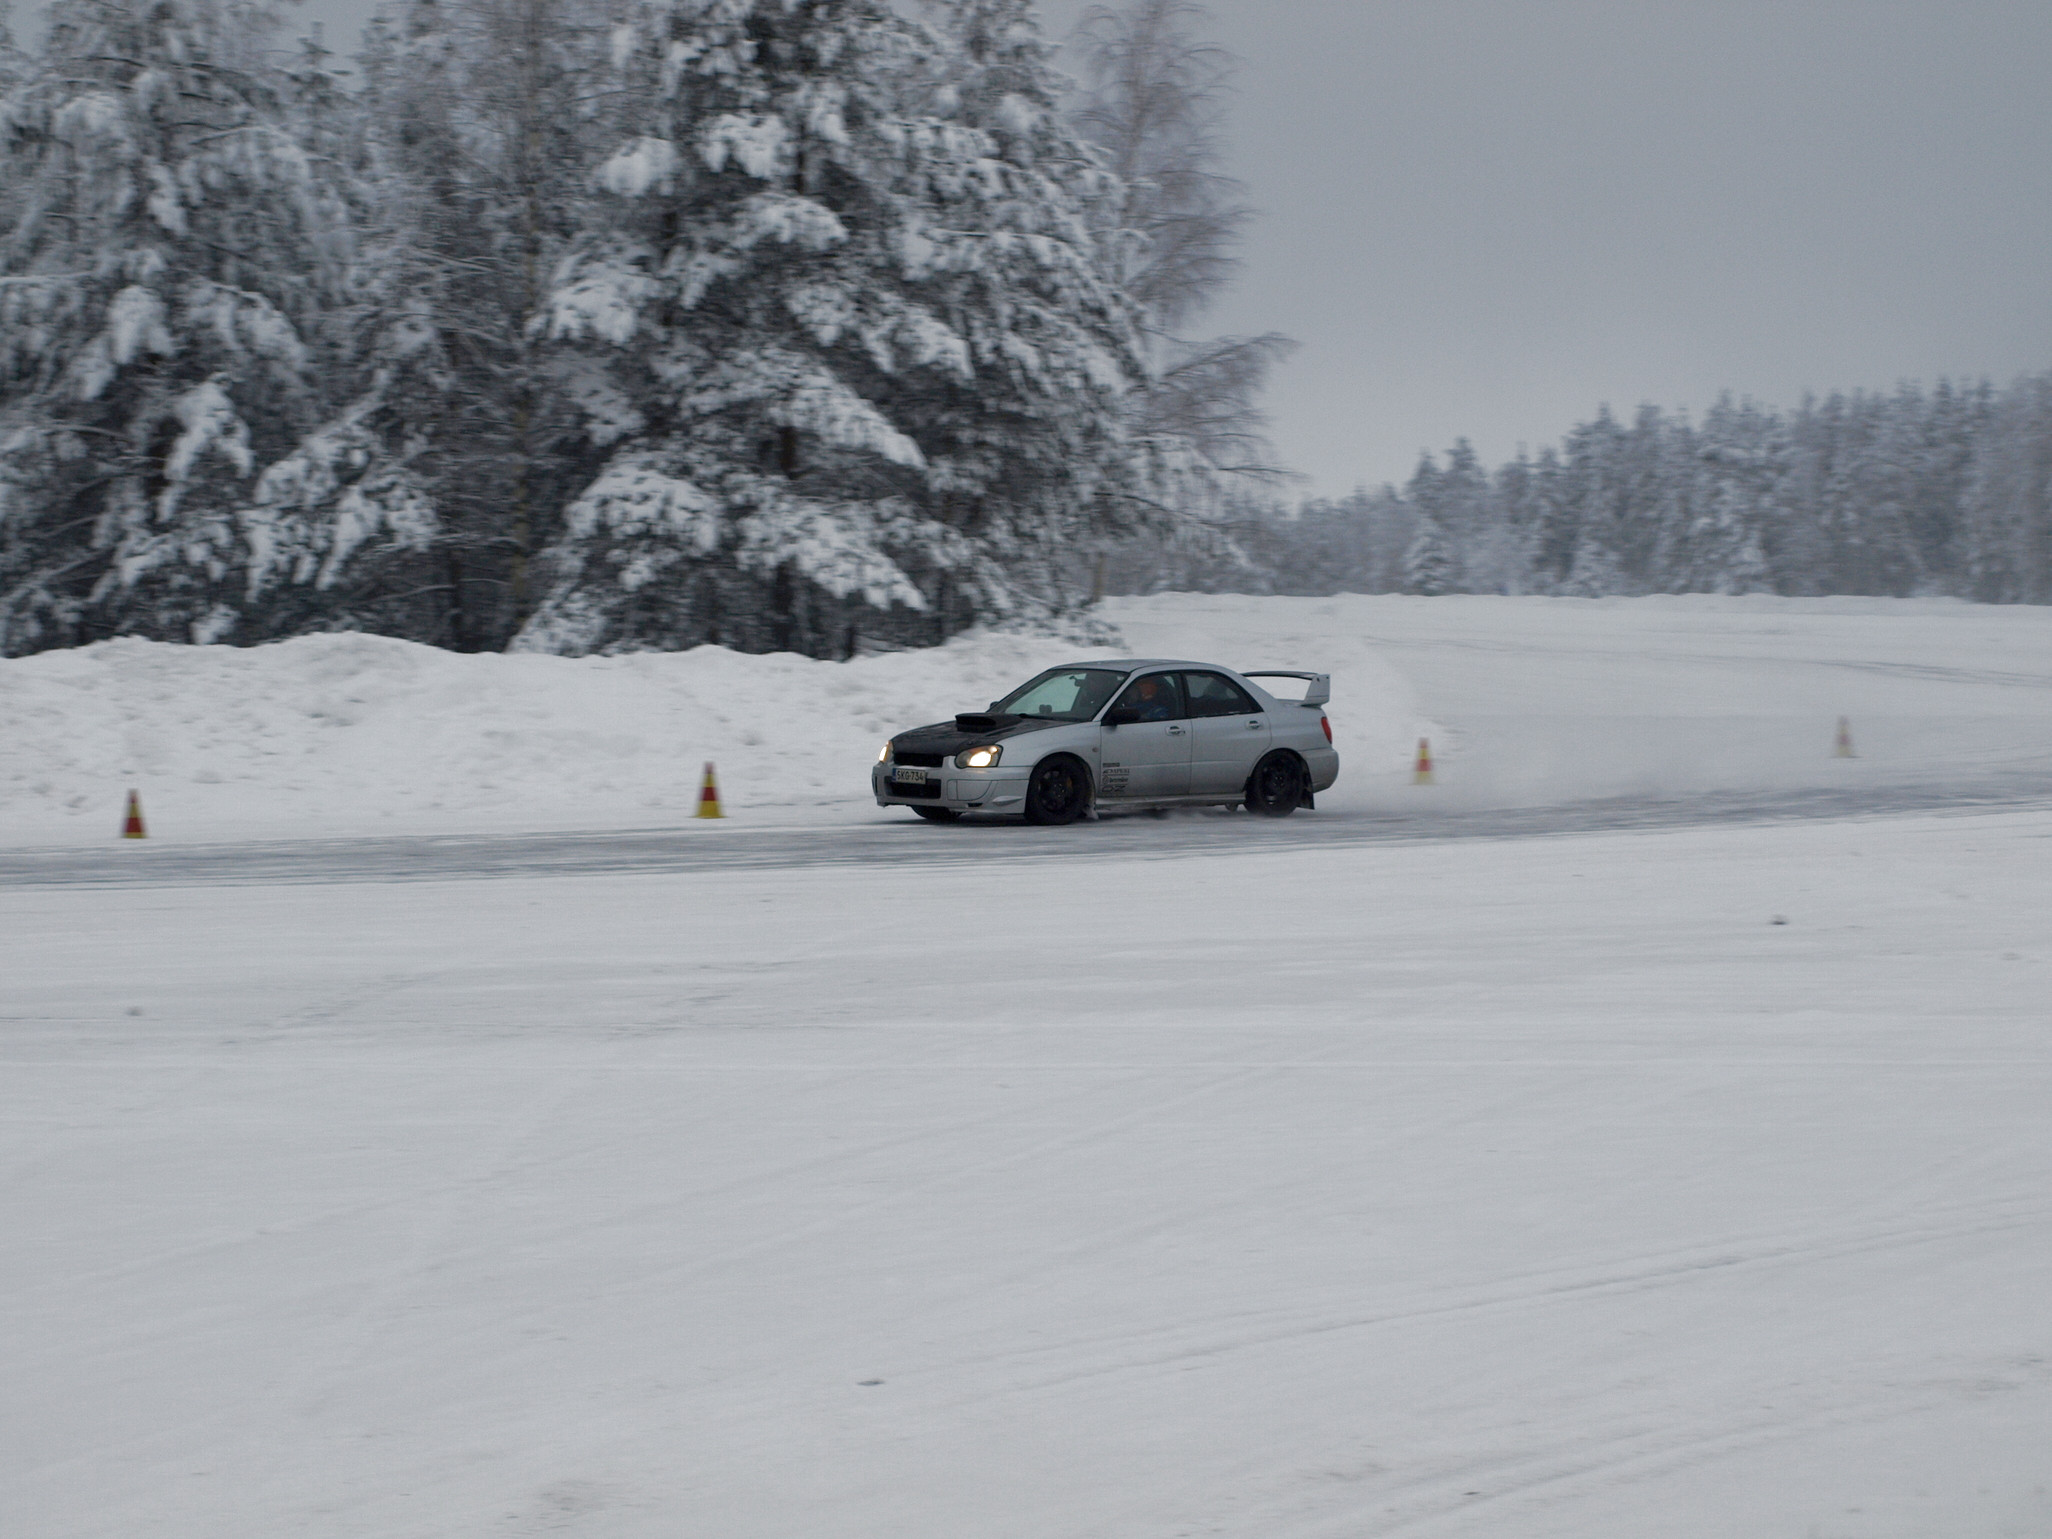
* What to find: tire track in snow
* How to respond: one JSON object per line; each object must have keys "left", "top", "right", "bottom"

{"left": 941, "top": 1188, "right": 2049, "bottom": 1400}
{"left": 1282, "top": 1348, "right": 2052, "bottom": 1539}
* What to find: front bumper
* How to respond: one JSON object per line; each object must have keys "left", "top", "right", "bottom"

{"left": 873, "top": 762, "right": 1030, "bottom": 814}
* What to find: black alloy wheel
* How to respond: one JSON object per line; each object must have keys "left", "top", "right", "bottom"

{"left": 1023, "top": 756, "right": 1088, "bottom": 825}
{"left": 912, "top": 805, "right": 962, "bottom": 823}
{"left": 1246, "top": 751, "right": 1305, "bottom": 817}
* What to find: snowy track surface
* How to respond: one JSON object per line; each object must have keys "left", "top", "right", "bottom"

{"left": 5, "top": 779, "right": 2052, "bottom": 889}
{"left": 7, "top": 806, "right": 2051, "bottom": 1538}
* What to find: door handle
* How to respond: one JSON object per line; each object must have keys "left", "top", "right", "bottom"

{"left": 1247, "top": 719, "right": 1262, "bottom": 729}
{"left": 1168, "top": 725, "right": 1184, "bottom": 735}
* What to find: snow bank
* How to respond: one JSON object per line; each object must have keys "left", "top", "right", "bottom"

{"left": 0, "top": 632, "right": 1064, "bottom": 843}
{"left": 0, "top": 621, "right": 1420, "bottom": 845}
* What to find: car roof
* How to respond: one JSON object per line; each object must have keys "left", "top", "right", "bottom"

{"left": 1046, "top": 659, "right": 1223, "bottom": 672}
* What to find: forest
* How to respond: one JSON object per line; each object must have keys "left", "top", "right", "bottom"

{"left": 3, "top": 0, "right": 2048, "bottom": 662}
{"left": 1111, "top": 379, "right": 2052, "bottom": 605}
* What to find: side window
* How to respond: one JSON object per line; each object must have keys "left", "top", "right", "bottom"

{"left": 1109, "top": 672, "right": 1185, "bottom": 722}
{"left": 1181, "top": 672, "right": 1260, "bottom": 718}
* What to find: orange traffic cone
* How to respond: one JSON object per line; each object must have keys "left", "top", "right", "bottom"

{"left": 1834, "top": 717, "right": 1856, "bottom": 758}
{"left": 1412, "top": 738, "right": 1435, "bottom": 785}
{"left": 696, "top": 762, "right": 724, "bottom": 819}
{"left": 121, "top": 789, "right": 147, "bottom": 839}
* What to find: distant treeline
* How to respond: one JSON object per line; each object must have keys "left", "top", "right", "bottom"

{"left": 1109, "top": 376, "right": 2052, "bottom": 604}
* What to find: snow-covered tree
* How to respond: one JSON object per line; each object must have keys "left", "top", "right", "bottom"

{"left": 520, "top": 0, "right": 1146, "bottom": 656}
{"left": 251, "top": 0, "right": 616, "bottom": 650}
{"left": 0, "top": 1, "right": 22, "bottom": 89}
{"left": 1962, "top": 374, "right": 2052, "bottom": 603}
{"left": 1401, "top": 455, "right": 1456, "bottom": 596}
{"left": 0, "top": 0, "right": 362, "bottom": 653}
{"left": 1067, "top": 0, "right": 1291, "bottom": 504}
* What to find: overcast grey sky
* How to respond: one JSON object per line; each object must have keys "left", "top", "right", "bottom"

{"left": 291, "top": 0, "right": 2052, "bottom": 495}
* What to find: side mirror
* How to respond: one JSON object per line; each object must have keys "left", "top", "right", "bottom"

{"left": 1103, "top": 706, "right": 1140, "bottom": 727}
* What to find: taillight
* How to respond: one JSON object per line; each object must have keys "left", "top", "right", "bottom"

{"left": 1320, "top": 714, "right": 1332, "bottom": 744}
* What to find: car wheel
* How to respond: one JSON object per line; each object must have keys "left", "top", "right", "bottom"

{"left": 1023, "top": 756, "right": 1089, "bottom": 825}
{"left": 1246, "top": 751, "right": 1304, "bottom": 817}
{"left": 912, "top": 806, "right": 962, "bottom": 823}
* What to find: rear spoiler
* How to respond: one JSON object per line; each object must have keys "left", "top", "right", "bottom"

{"left": 1243, "top": 671, "right": 1330, "bottom": 708}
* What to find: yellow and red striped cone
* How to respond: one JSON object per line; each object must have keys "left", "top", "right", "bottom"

{"left": 1412, "top": 738, "right": 1435, "bottom": 785}
{"left": 1834, "top": 717, "right": 1856, "bottom": 758}
{"left": 696, "top": 762, "right": 724, "bottom": 819}
{"left": 121, "top": 789, "right": 147, "bottom": 839}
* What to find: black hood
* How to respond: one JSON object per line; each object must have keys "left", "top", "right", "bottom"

{"left": 891, "top": 714, "right": 1066, "bottom": 758}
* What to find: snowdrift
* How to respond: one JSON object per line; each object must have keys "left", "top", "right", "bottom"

{"left": 0, "top": 615, "right": 1421, "bottom": 845}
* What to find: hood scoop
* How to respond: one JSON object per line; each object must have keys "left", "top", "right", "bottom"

{"left": 953, "top": 712, "right": 1012, "bottom": 732}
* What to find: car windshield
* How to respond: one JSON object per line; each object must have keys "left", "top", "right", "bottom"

{"left": 993, "top": 668, "right": 1127, "bottom": 722}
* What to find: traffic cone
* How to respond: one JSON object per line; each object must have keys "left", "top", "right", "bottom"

{"left": 121, "top": 789, "right": 147, "bottom": 839}
{"left": 1412, "top": 738, "right": 1435, "bottom": 785}
{"left": 696, "top": 762, "right": 724, "bottom": 819}
{"left": 1834, "top": 717, "right": 1856, "bottom": 758}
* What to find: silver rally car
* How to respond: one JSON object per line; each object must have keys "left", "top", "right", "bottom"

{"left": 873, "top": 660, "right": 1338, "bottom": 824}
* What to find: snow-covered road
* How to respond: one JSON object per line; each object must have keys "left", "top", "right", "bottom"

{"left": 7, "top": 802, "right": 2050, "bottom": 1538}
{"left": 4, "top": 779, "right": 2051, "bottom": 890}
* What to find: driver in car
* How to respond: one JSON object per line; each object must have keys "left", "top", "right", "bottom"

{"left": 1127, "top": 675, "right": 1175, "bottom": 722}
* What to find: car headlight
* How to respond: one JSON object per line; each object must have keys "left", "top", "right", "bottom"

{"left": 957, "top": 745, "right": 1001, "bottom": 770}
{"left": 878, "top": 740, "right": 892, "bottom": 764}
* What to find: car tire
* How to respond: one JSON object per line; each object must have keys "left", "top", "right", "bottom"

{"left": 1023, "top": 756, "right": 1090, "bottom": 826}
{"left": 1246, "top": 751, "right": 1305, "bottom": 817}
{"left": 912, "top": 806, "right": 962, "bottom": 823}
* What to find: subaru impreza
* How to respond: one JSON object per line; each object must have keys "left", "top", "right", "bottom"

{"left": 873, "top": 660, "right": 1338, "bottom": 824}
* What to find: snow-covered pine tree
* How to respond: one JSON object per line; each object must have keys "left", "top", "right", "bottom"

{"left": 1839, "top": 388, "right": 1926, "bottom": 596}
{"left": 1551, "top": 407, "right": 1630, "bottom": 594}
{"left": 244, "top": 0, "right": 618, "bottom": 651}
{"left": 1481, "top": 449, "right": 1540, "bottom": 595}
{"left": 1670, "top": 450, "right": 1769, "bottom": 594}
{"left": 1523, "top": 444, "right": 1575, "bottom": 588}
{"left": 1961, "top": 373, "right": 2052, "bottom": 604}
{"left": 1401, "top": 510, "right": 1455, "bottom": 597}
{"left": 1665, "top": 394, "right": 1777, "bottom": 594}
{"left": 521, "top": 0, "right": 1146, "bottom": 656}
{"left": 1907, "top": 377, "right": 1989, "bottom": 584}
{"left": 1432, "top": 437, "right": 1506, "bottom": 590}
{"left": 0, "top": 0, "right": 361, "bottom": 653}
{"left": 1401, "top": 450, "right": 1456, "bottom": 594}
{"left": 1608, "top": 403, "right": 1673, "bottom": 586}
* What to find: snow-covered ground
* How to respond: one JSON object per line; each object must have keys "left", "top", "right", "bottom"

{"left": 1111, "top": 592, "right": 2052, "bottom": 810}
{"left": 5, "top": 594, "right": 2051, "bottom": 1536}
{"left": 6, "top": 806, "right": 2050, "bottom": 1538}
{"left": 8, "top": 593, "right": 2049, "bottom": 846}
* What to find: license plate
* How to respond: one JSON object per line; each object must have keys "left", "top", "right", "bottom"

{"left": 892, "top": 766, "right": 929, "bottom": 785}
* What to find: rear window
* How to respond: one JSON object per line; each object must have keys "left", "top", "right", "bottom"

{"left": 996, "top": 668, "right": 1127, "bottom": 721}
{"left": 1181, "top": 672, "right": 1260, "bottom": 718}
